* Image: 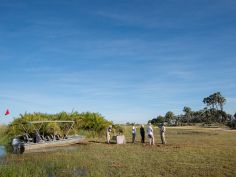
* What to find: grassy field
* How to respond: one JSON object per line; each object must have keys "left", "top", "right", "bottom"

{"left": 0, "top": 126, "right": 235, "bottom": 177}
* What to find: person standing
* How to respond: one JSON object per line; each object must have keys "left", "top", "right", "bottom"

{"left": 160, "top": 123, "right": 166, "bottom": 144}
{"left": 140, "top": 124, "right": 145, "bottom": 143}
{"left": 147, "top": 123, "right": 154, "bottom": 145}
{"left": 131, "top": 125, "right": 136, "bottom": 143}
{"left": 106, "top": 125, "right": 112, "bottom": 144}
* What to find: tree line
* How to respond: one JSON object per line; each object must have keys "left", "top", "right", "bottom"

{"left": 149, "top": 92, "right": 236, "bottom": 128}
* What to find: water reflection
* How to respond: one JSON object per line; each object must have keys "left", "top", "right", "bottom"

{"left": 0, "top": 146, "right": 6, "bottom": 157}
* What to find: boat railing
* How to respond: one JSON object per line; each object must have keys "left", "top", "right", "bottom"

{"left": 19, "top": 120, "right": 76, "bottom": 144}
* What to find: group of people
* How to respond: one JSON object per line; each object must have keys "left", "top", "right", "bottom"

{"left": 132, "top": 123, "right": 166, "bottom": 145}
{"left": 106, "top": 123, "right": 166, "bottom": 145}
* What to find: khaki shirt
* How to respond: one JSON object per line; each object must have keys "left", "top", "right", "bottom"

{"left": 160, "top": 126, "right": 166, "bottom": 133}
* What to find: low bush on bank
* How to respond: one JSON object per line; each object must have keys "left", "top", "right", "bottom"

{"left": 0, "top": 125, "right": 8, "bottom": 145}
{"left": 4, "top": 111, "right": 113, "bottom": 141}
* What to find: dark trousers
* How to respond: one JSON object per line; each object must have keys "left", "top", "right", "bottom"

{"left": 141, "top": 134, "right": 145, "bottom": 143}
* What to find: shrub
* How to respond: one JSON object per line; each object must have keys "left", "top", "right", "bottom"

{"left": 5, "top": 111, "right": 112, "bottom": 140}
{"left": 227, "top": 120, "right": 236, "bottom": 129}
{"left": 113, "top": 125, "right": 125, "bottom": 135}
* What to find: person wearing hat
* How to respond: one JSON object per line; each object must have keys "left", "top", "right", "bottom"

{"left": 159, "top": 123, "right": 166, "bottom": 144}
{"left": 140, "top": 124, "right": 145, "bottom": 143}
{"left": 106, "top": 125, "right": 112, "bottom": 144}
{"left": 147, "top": 123, "right": 154, "bottom": 145}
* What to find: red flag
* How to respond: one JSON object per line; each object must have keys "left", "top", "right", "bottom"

{"left": 5, "top": 109, "right": 10, "bottom": 116}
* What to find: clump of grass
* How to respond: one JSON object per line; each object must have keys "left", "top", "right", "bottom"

{"left": 0, "top": 125, "right": 10, "bottom": 145}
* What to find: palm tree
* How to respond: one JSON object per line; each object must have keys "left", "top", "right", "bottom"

{"left": 203, "top": 97, "right": 213, "bottom": 108}
{"left": 204, "top": 92, "right": 226, "bottom": 111}
{"left": 215, "top": 92, "right": 226, "bottom": 111}
{"left": 212, "top": 93, "right": 218, "bottom": 109}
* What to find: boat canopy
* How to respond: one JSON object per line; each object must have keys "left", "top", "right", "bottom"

{"left": 21, "top": 120, "right": 75, "bottom": 137}
{"left": 27, "top": 120, "right": 74, "bottom": 124}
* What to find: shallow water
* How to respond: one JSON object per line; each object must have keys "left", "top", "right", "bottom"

{"left": 0, "top": 146, "right": 6, "bottom": 157}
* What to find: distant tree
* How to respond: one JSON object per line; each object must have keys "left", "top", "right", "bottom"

{"left": 215, "top": 92, "right": 226, "bottom": 111}
{"left": 148, "top": 115, "right": 165, "bottom": 125}
{"left": 150, "top": 118, "right": 157, "bottom": 125}
{"left": 191, "top": 111, "right": 203, "bottom": 123}
{"left": 126, "top": 122, "right": 131, "bottom": 125}
{"left": 203, "top": 97, "right": 213, "bottom": 109}
{"left": 165, "top": 111, "right": 174, "bottom": 123}
{"left": 156, "top": 115, "right": 165, "bottom": 123}
{"left": 234, "top": 113, "right": 236, "bottom": 119}
{"left": 203, "top": 92, "right": 226, "bottom": 111}
{"left": 227, "top": 119, "right": 236, "bottom": 129}
{"left": 176, "top": 115, "right": 185, "bottom": 124}
{"left": 202, "top": 107, "right": 212, "bottom": 123}
{"left": 203, "top": 92, "right": 227, "bottom": 122}
{"left": 183, "top": 106, "right": 192, "bottom": 124}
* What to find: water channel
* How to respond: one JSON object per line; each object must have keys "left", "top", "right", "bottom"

{"left": 0, "top": 145, "right": 6, "bottom": 157}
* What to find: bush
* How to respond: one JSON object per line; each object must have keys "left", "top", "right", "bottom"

{"left": 5, "top": 111, "right": 112, "bottom": 140}
{"left": 227, "top": 120, "right": 236, "bottom": 129}
{"left": 113, "top": 125, "right": 125, "bottom": 135}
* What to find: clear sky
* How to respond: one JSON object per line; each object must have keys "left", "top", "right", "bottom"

{"left": 0, "top": 0, "right": 236, "bottom": 124}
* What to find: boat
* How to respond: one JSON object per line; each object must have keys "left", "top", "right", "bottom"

{"left": 11, "top": 120, "right": 84, "bottom": 153}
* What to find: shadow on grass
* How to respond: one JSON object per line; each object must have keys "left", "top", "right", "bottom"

{"left": 88, "top": 140, "right": 116, "bottom": 144}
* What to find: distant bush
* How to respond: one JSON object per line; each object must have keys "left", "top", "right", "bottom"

{"left": 227, "top": 120, "right": 236, "bottom": 129}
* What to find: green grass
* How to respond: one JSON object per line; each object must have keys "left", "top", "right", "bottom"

{"left": 0, "top": 126, "right": 235, "bottom": 177}
{"left": 0, "top": 125, "right": 9, "bottom": 145}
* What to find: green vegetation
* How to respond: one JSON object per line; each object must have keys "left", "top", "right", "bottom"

{"left": 0, "top": 126, "right": 235, "bottom": 177}
{"left": 149, "top": 92, "right": 236, "bottom": 128}
{"left": 227, "top": 119, "right": 236, "bottom": 129}
{"left": 3, "top": 111, "right": 112, "bottom": 141}
{"left": 0, "top": 125, "right": 8, "bottom": 145}
{"left": 203, "top": 92, "right": 226, "bottom": 111}
{"left": 164, "top": 111, "right": 174, "bottom": 123}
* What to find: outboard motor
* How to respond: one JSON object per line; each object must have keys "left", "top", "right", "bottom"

{"left": 11, "top": 137, "right": 25, "bottom": 154}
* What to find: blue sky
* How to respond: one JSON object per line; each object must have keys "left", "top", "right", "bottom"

{"left": 0, "top": 0, "right": 236, "bottom": 124}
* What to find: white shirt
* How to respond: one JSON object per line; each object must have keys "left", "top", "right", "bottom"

{"left": 12, "top": 138, "right": 20, "bottom": 146}
{"left": 132, "top": 127, "right": 136, "bottom": 134}
{"left": 147, "top": 125, "right": 153, "bottom": 136}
